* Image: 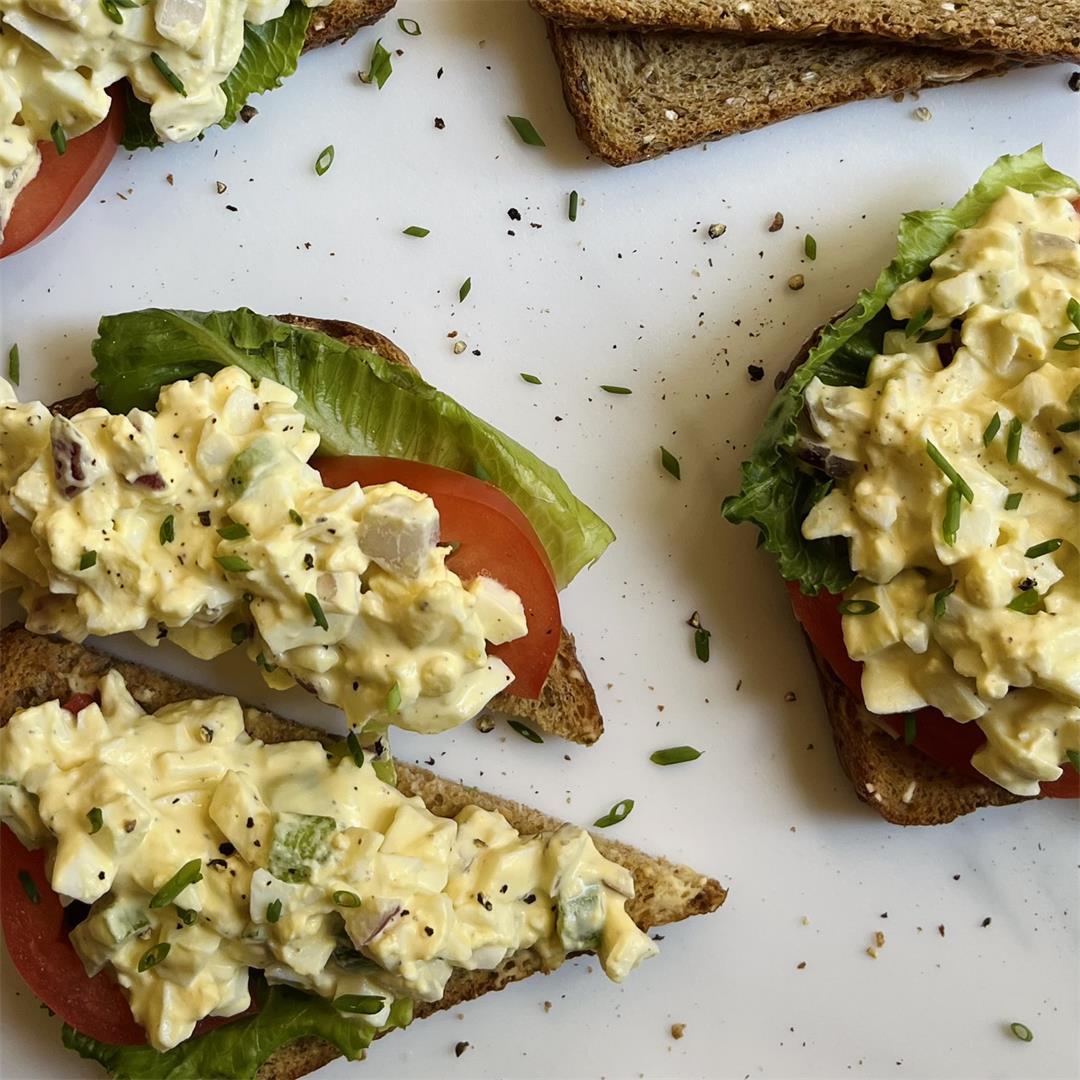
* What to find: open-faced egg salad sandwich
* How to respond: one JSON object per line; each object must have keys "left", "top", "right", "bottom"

{"left": 0, "top": 308, "right": 726, "bottom": 1077}
{"left": 724, "top": 147, "right": 1080, "bottom": 825}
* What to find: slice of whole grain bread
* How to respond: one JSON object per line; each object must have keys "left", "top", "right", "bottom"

{"left": 0, "top": 625, "right": 726, "bottom": 1080}
{"left": 302, "top": 0, "right": 397, "bottom": 50}
{"left": 534, "top": 0, "right": 1080, "bottom": 62}
{"left": 47, "top": 314, "right": 604, "bottom": 745}
{"left": 548, "top": 25, "right": 1012, "bottom": 165}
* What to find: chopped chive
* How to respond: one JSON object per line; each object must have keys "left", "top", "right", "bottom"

{"left": 1066, "top": 749, "right": 1080, "bottom": 772}
{"left": 402, "top": 225, "right": 430, "bottom": 237}
{"left": 229, "top": 622, "right": 250, "bottom": 645}
{"left": 7, "top": 344, "right": 17, "bottom": 385}
{"left": 332, "top": 890, "right": 362, "bottom": 907}
{"left": 903, "top": 714, "right": 917, "bottom": 746}
{"left": 942, "top": 485, "right": 963, "bottom": 546}
{"left": 149, "top": 859, "right": 203, "bottom": 908}
{"left": 345, "top": 730, "right": 364, "bottom": 769}
{"left": 568, "top": 189, "right": 579, "bottom": 222}
{"left": 256, "top": 651, "right": 277, "bottom": 672}
{"left": 508, "top": 719, "right": 543, "bottom": 743}
{"left": 600, "top": 385, "right": 632, "bottom": 394}
{"left": 1007, "top": 590, "right": 1042, "bottom": 615}
{"left": 397, "top": 16, "right": 421, "bottom": 34}
{"left": 361, "top": 38, "right": 392, "bottom": 88}
{"left": 100, "top": 0, "right": 123, "bottom": 23}
{"left": 593, "top": 798, "right": 634, "bottom": 829}
{"left": 804, "top": 234, "right": 817, "bottom": 261}
{"left": 177, "top": 907, "right": 198, "bottom": 926}
{"left": 904, "top": 308, "right": 933, "bottom": 338}
{"left": 87, "top": 807, "right": 103, "bottom": 834}
{"left": 266, "top": 899, "right": 282, "bottom": 923}
{"left": 19, "top": 870, "right": 41, "bottom": 904}
{"left": 1054, "top": 332, "right": 1080, "bottom": 351}
{"left": 1006, "top": 418, "right": 1022, "bottom": 465}
{"left": 1058, "top": 419, "right": 1080, "bottom": 433}
{"left": 385, "top": 682, "right": 401, "bottom": 714}
{"left": 289, "top": 509, "right": 303, "bottom": 526}
{"left": 919, "top": 328, "right": 948, "bottom": 343}
{"left": 1069, "top": 297, "right": 1080, "bottom": 331}
{"left": 1024, "top": 539, "right": 1062, "bottom": 559}
{"left": 138, "top": 942, "right": 171, "bottom": 972}
{"left": 215, "top": 554, "right": 252, "bottom": 573}
{"left": 334, "top": 995, "right": 385, "bottom": 1015}
{"left": 50, "top": 120, "right": 68, "bottom": 156}
{"left": 458, "top": 277, "right": 472, "bottom": 302}
{"left": 838, "top": 599, "right": 879, "bottom": 616}
{"left": 1009, "top": 1022, "right": 1033, "bottom": 1043}
{"left": 520, "top": 373, "right": 542, "bottom": 385}
{"left": 925, "top": 441, "right": 973, "bottom": 502}
{"left": 660, "top": 446, "right": 680, "bottom": 480}
{"left": 1004, "top": 492, "right": 1023, "bottom": 510}
{"left": 650, "top": 746, "right": 703, "bottom": 766}
{"left": 933, "top": 582, "right": 956, "bottom": 619}
{"left": 150, "top": 52, "right": 187, "bottom": 96}
{"left": 507, "top": 115, "right": 545, "bottom": 146}
{"left": 159, "top": 514, "right": 175, "bottom": 545}
{"left": 982, "top": 413, "right": 1001, "bottom": 446}
{"left": 79, "top": 550, "right": 97, "bottom": 570}
{"left": 217, "top": 523, "right": 250, "bottom": 540}
{"left": 694, "top": 627, "right": 710, "bottom": 663}
{"left": 314, "top": 145, "right": 335, "bottom": 176}
{"left": 305, "top": 592, "right": 329, "bottom": 631}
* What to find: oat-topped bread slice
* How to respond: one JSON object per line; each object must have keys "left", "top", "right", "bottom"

{"left": 548, "top": 24, "right": 1010, "bottom": 165}
{"left": 534, "top": 0, "right": 1080, "bottom": 62}
{"left": 303, "top": 0, "right": 396, "bottom": 49}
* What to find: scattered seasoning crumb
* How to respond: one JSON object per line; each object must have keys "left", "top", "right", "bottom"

{"left": 880, "top": 912, "right": 888, "bottom": 918}
{"left": 543, "top": 1000, "right": 552, "bottom": 1013}
{"left": 796, "top": 961, "right": 806, "bottom": 970}
{"left": 454, "top": 1041, "right": 470, "bottom": 1057}
{"left": 507, "top": 208, "right": 521, "bottom": 221}
{"left": 747, "top": 364, "right": 764, "bottom": 382}
{"left": 874, "top": 931, "right": 885, "bottom": 948}
{"left": 787, "top": 274, "right": 805, "bottom": 291}
{"left": 216, "top": 181, "right": 227, "bottom": 194}
{"left": 865, "top": 946, "right": 878, "bottom": 959}
{"left": 768, "top": 212, "right": 784, "bottom": 232}
{"left": 784, "top": 690, "right": 797, "bottom": 702}
{"left": 474, "top": 713, "right": 495, "bottom": 733}
{"left": 434, "top": 117, "right": 445, "bottom": 129}
{"left": 1069, "top": 71, "right": 1080, "bottom": 91}
{"left": 165, "top": 173, "right": 174, "bottom": 186}
{"left": 801, "top": 916, "right": 810, "bottom": 926}
{"left": 225, "top": 205, "right": 238, "bottom": 212}
{"left": 981, "top": 917, "right": 992, "bottom": 928}
{"left": 913, "top": 106, "right": 933, "bottom": 121}
{"left": 452, "top": 341, "right": 467, "bottom": 355}
{"left": 938, "top": 924, "right": 945, "bottom": 937}
{"left": 239, "top": 105, "right": 258, "bottom": 122}
{"left": 670, "top": 1023, "right": 686, "bottom": 1040}
{"left": 707, "top": 222, "right": 726, "bottom": 239}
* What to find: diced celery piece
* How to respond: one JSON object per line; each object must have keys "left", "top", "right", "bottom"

{"left": 268, "top": 812, "right": 336, "bottom": 883}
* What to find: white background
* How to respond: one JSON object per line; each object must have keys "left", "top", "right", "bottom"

{"left": 2, "top": 3, "right": 1079, "bottom": 1077}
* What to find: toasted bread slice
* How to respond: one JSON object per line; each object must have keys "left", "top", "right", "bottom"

{"left": 533, "top": 0, "right": 1080, "bottom": 63}
{"left": 547, "top": 24, "right": 1011, "bottom": 166}
{"left": 0, "top": 625, "right": 726, "bottom": 1080}
{"left": 303, "top": 0, "right": 397, "bottom": 50}
{"left": 47, "top": 314, "right": 604, "bottom": 745}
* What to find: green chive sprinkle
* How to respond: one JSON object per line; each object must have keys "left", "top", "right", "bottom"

{"left": 650, "top": 746, "right": 703, "bottom": 766}
{"left": 256, "top": 652, "right": 277, "bottom": 672}
{"left": 508, "top": 719, "right": 543, "bottom": 744}
{"left": 7, "top": 344, "right": 17, "bottom": 385}
{"left": 1069, "top": 298, "right": 1080, "bottom": 331}
{"left": 266, "top": 899, "right": 282, "bottom": 923}
{"left": 933, "top": 582, "right": 956, "bottom": 620}
{"left": 1004, "top": 492, "right": 1023, "bottom": 511}
{"left": 838, "top": 599, "right": 879, "bottom": 616}
{"left": 458, "top": 277, "right": 472, "bottom": 303}
{"left": 177, "top": 907, "right": 198, "bottom": 926}
{"left": 138, "top": 943, "right": 171, "bottom": 972}
{"left": 159, "top": 515, "right": 174, "bottom": 545}
{"left": 403, "top": 225, "right": 430, "bottom": 237}
{"left": 217, "top": 523, "right": 250, "bottom": 540}
{"left": 903, "top": 714, "right": 917, "bottom": 746}
{"left": 1066, "top": 750, "right": 1080, "bottom": 772}
{"left": 926, "top": 441, "right": 973, "bottom": 503}
{"left": 1007, "top": 590, "right": 1042, "bottom": 615}
{"left": 332, "top": 890, "right": 362, "bottom": 908}
{"left": 982, "top": 412, "right": 1001, "bottom": 446}
{"left": 362, "top": 38, "right": 392, "bottom": 88}
{"left": 520, "top": 373, "right": 542, "bottom": 385}
{"left": 507, "top": 115, "right": 545, "bottom": 146}
{"left": 1009, "top": 1023, "right": 1033, "bottom": 1043}
{"left": 215, "top": 554, "right": 252, "bottom": 573}
{"left": 149, "top": 859, "right": 203, "bottom": 908}
{"left": 385, "top": 682, "right": 401, "bottom": 714}
{"left": 804, "top": 234, "right": 817, "bottom": 261}
{"left": 568, "top": 189, "right": 579, "bottom": 222}
{"left": 1058, "top": 419, "right": 1080, "bottom": 433}
{"left": 694, "top": 627, "right": 710, "bottom": 663}
{"left": 334, "top": 995, "right": 385, "bottom": 1015}
{"left": 1006, "top": 418, "right": 1022, "bottom": 465}
{"left": 593, "top": 798, "right": 634, "bottom": 829}
{"left": 229, "top": 623, "right": 249, "bottom": 646}
{"left": 150, "top": 52, "right": 187, "bottom": 96}
{"left": 305, "top": 592, "right": 329, "bottom": 631}
{"left": 100, "top": 0, "right": 123, "bottom": 24}
{"left": 79, "top": 550, "right": 97, "bottom": 570}
{"left": 1024, "top": 539, "right": 1062, "bottom": 559}
{"left": 87, "top": 807, "right": 103, "bottom": 834}
{"left": 289, "top": 509, "right": 303, "bottom": 526}
{"left": 942, "top": 485, "right": 963, "bottom": 546}
{"left": 314, "top": 145, "right": 335, "bottom": 176}
{"left": 1054, "top": 332, "right": 1080, "bottom": 351}
{"left": 600, "top": 385, "right": 632, "bottom": 395}
{"left": 905, "top": 308, "right": 933, "bottom": 339}
{"left": 50, "top": 120, "right": 68, "bottom": 156}
{"left": 397, "top": 16, "right": 421, "bottom": 34}
{"left": 18, "top": 870, "right": 40, "bottom": 904}
{"left": 345, "top": 730, "right": 364, "bottom": 769}
{"left": 919, "top": 328, "right": 948, "bottom": 343}
{"left": 660, "top": 446, "right": 681, "bottom": 480}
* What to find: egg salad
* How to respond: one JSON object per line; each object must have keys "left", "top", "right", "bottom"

{"left": 0, "top": 367, "right": 527, "bottom": 734}
{"left": 0, "top": 0, "right": 330, "bottom": 234}
{"left": 800, "top": 187, "right": 1080, "bottom": 797}
{"left": 0, "top": 672, "right": 657, "bottom": 1050}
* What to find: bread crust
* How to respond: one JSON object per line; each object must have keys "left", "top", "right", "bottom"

{"left": 302, "top": 0, "right": 397, "bottom": 51}
{"left": 0, "top": 625, "right": 726, "bottom": 1080}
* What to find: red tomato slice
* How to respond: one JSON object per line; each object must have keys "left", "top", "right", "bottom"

{"left": 786, "top": 581, "right": 1078, "bottom": 798}
{"left": 0, "top": 92, "right": 124, "bottom": 259}
{"left": 315, "top": 457, "right": 560, "bottom": 699}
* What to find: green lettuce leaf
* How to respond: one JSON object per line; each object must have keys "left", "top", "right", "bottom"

{"left": 91, "top": 308, "right": 615, "bottom": 588}
{"left": 61, "top": 986, "right": 412, "bottom": 1080}
{"left": 721, "top": 146, "right": 1079, "bottom": 595}
{"left": 120, "top": 1, "right": 312, "bottom": 150}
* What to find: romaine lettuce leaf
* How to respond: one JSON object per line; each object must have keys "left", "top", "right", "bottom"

{"left": 721, "top": 146, "right": 1079, "bottom": 595}
{"left": 61, "top": 986, "right": 412, "bottom": 1079}
{"left": 91, "top": 308, "right": 615, "bottom": 588}
{"left": 120, "top": 1, "right": 313, "bottom": 150}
